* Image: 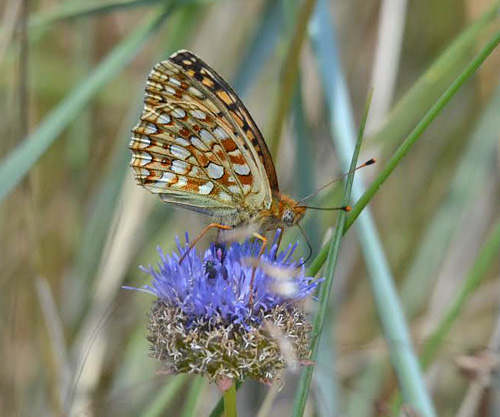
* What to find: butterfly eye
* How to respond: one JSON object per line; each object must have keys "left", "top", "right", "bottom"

{"left": 282, "top": 209, "right": 295, "bottom": 225}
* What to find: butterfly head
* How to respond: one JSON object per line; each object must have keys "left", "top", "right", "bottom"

{"left": 274, "top": 194, "right": 306, "bottom": 228}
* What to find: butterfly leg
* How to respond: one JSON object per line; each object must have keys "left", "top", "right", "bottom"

{"left": 179, "top": 223, "right": 232, "bottom": 264}
{"left": 215, "top": 227, "right": 223, "bottom": 244}
{"left": 248, "top": 232, "right": 268, "bottom": 306}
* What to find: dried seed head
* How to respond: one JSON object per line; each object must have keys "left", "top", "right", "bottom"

{"left": 148, "top": 301, "right": 312, "bottom": 383}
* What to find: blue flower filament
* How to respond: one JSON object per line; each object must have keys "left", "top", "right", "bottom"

{"left": 131, "top": 230, "right": 321, "bottom": 328}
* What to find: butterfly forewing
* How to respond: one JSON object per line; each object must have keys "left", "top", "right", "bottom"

{"left": 130, "top": 50, "right": 277, "bottom": 224}
{"left": 168, "top": 51, "right": 279, "bottom": 193}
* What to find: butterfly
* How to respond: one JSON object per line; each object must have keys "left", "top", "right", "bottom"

{"left": 129, "top": 50, "right": 309, "bottom": 239}
{"left": 128, "top": 50, "right": 368, "bottom": 262}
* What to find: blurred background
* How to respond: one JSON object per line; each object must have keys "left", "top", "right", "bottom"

{"left": 1, "top": 0, "right": 500, "bottom": 416}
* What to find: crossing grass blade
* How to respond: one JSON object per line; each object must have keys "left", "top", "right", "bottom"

{"left": 345, "top": 27, "right": 500, "bottom": 231}
{"left": 0, "top": 6, "right": 173, "bottom": 204}
{"left": 369, "top": 0, "right": 500, "bottom": 150}
{"left": 27, "top": 0, "right": 231, "bottom": 29}
{"left": 305, "top": 25, "right": 500, "bottom": 281}
{"left": 291, "top": 89, "right": 372, "bottom": 417}
{"left": 310, "top": 0, "right": 436, "bottom": 414}
{"left": 140, "top": 375, "right": 189, "bottom": 417}
{"left": 400, "top": 83, "right": 500, "bottom": 316}
{"left": 302, "top": 12, "right": 500, "bottom": 417}
{"left": 346, "top": 77, "right": 500, "bottom": 417}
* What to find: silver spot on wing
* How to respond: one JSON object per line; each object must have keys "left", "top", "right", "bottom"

{"left": 198, "top": 181, "right": 214, "bottom": 195}
{"left": 206, "top": 162, "right": 224, "bottom": 179}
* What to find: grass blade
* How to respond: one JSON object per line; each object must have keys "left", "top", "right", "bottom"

{"left": 27, "top": 0, "right": 231, "bottom": 29}
{"left": 310, "top": 0, "right": 436, "bottom": 414}
{"left": 140, "top": 375, "right": 189, "bottom": 417}
{"left": 400, "top": 83, "right": 500, "bottom": 316}
{"left": 291, "top": 88, "right": 372, "bottom": 417}
{"left": 370, "top": 0, "right": 500, "bottom": 150}
{"left": 420, "top": 216, "right": 500, "bottom": 369}
{"left": 346, "top": 26, "right": 500, "bottom": 231}
{"left": 0, "top": 5, "right": 172, "bottom": 204}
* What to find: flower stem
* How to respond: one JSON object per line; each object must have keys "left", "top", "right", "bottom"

{"left": 223, "top": 384, "right": 237, "bottom": 417}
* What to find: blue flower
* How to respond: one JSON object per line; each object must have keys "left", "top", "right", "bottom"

{"left": 129, "top": 230, "right": 319, "bottom": 382}
{"left": 131, "top": 230, "right": 320, "bottom": 328}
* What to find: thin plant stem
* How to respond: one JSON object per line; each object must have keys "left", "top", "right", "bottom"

{"left": 223, "top": 384, "right": 237, "bottom": 417}
{"left": 307, "top": 25, "right": 500, "bottom": 277}
{"left": 345, "top": 26, "right": 500, "bottom": 231}
{"left": 268, "top": 0, "right": 317, "bottom": 157}
{"left": 420, "top": 217, "right": 500, "bottom": 369}
{"left": 291, "top": 90, "right": 372, "bottom": 417}
{"left": 140, "top": 375, "right": 188, "bottom": 417}
{"left": 208, "top": 381, "right": 242, "bottom": 417}
{"left": 389, "top": 216, "right": 500, "bottom": 411}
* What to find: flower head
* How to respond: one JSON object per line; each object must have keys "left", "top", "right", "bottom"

{"left": 130, "top": 230, "right": 320, "bottom": 383}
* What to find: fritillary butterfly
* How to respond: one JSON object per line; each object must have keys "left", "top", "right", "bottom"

{"left": 129, "top": 50, "right": 307, "bottom": 235}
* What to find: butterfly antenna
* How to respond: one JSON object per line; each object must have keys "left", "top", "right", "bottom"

{"left": 297, "top": 158, "right": 376, "bottom": 203}
{"left": 302, "top": 205, "right": 351, "bottom": 212}
{"left": 297, "top": 223, "right": 313, "bottom": 268}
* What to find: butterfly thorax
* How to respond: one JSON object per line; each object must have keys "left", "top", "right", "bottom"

{"left": 253, "top": 193, "right": 306, "bottom": 231}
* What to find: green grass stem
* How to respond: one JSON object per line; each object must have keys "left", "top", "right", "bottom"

{"left": 346, "top": 27, "right": 500, "bottom": 231}
{"left": 291, "top": 88, "right": 372, "bottom": 417}
{"left": 140, "top": 375, "right": 189, "bottom": 417}
{"left": 311, "top": 0, "right": 436, "bottom": 414}
{"left": 370, "top": 0, "right": 500, "bottom": 151}
{"left": 180, "top": 377, "right": 205, "bottom": 417}
{"left": 209, "top": 381, "right": 242, "bottom": 417}
{"left": 223, "top": 384, "right": 238, "bottom": 417}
